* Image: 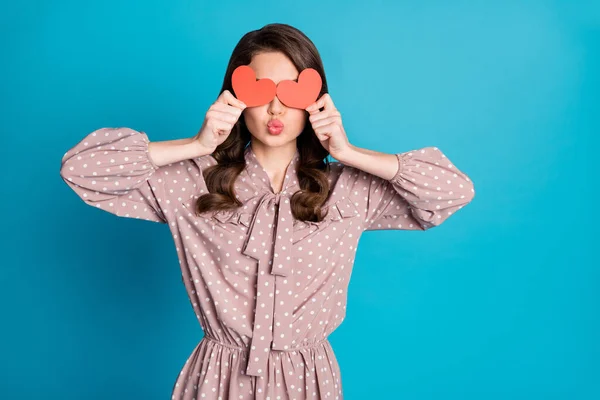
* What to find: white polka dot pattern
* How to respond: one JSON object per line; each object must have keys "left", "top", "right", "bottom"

{"left": 345, "top": 148, "right": 476, "bottom": 231}
{"left": 60, "top": 127, "right": 476, "bottom": 399}
{"left": 240, "top": 150, "right": 297, "bottom": 377}
{"left": 60, "top": 127, "right": 168, "bottom": 223}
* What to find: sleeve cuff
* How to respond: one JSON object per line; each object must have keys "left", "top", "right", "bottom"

{"left": 140, "top": 131, "right": 160, "bottom": 170}
{"left": 389, "top": 152, "right": 406, "bottom": 182}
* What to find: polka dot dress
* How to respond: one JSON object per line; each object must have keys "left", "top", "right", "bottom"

{"left": 60, "top": 127, "right": 476, "bottom": 399}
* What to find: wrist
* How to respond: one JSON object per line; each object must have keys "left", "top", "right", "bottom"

{"left": 335, "top": 144, "right": 359, "bottom": 165}
{"left": 188, "top": 139, "right": 214, "bottom": 158}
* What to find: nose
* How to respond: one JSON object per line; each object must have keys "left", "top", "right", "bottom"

{"left": 268, "top": 95, "right": 285, "bottom": 115}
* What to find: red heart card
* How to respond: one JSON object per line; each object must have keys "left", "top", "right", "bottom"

{"left": 231, "top": 65, "right": 277, "bottom": 107}
{"left": 276, "top": 68, "right": 322, "bottom": 109}
{"left": 231, "top": 65, "right": 322, "bottom": 109}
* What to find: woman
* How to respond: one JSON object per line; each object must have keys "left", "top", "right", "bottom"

{"left": 60, "top": 23, "right": 475, "bottom": 400}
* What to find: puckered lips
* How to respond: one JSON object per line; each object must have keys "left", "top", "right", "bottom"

{"left": 267, "top": 119, "right": 284, "bottom": 135}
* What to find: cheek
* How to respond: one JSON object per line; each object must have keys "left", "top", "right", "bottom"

{"left": 242, "top": 109, "right": 261, "bottom": 127}
{"left": 289, "top": 110, "right": 308, "bottom": 129}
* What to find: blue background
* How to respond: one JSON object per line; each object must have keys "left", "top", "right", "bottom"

{"left": 1, "top": 0, "right": 598, "bottom": 399}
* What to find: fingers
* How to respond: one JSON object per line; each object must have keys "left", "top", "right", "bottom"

{"left": 206, "top": 89, "right": 248, "bottom": 137}
{"left": 211, "top": 119, "right": 234, "bottom": 135}
{"left": 305, "top": 93, "right": 335, "bottom": 113}
{"left": 217, "top": 89, "right": 247, "bottom": 110}
{"left": 206, "top": 112, "right": 235, "bottom": 134}
{"left": 309, "top": 109, "right": 341, "bottom": 125}
{"left": 310, "top": 114, "right": 341, "bottom": 130}
{"left": 206, "top": 108, "right": 241, "bottom": 125}
{"left": 209, "top": 89, "right": 247, "bottom": 127}
{"left": 313, "top": 121, "right": 334, "bottom": 142}
{"left": 210, "top": 101, "right": 244, "bottom": 118}
{"left": 307, "top": 93, "right": 341, "bottom": 129}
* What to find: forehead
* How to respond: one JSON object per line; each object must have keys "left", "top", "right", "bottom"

{"left": 248, "top": 51, "right": 299, "bottom": 83}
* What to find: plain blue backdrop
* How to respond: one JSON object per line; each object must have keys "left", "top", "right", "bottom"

{"left": 1, "top": 0, "right": 598, "bottom": 399}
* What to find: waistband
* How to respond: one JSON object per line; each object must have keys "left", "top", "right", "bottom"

{"left": 202, "top": 334, "right": 329, "bottom": 353}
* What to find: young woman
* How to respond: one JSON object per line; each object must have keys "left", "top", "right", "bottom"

{"left": 60, "top": 23, "right": 475, "bottom": 400}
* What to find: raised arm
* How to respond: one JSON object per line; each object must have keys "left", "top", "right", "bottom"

{"left": 59, "top": 127, "right": 206, "bottom": 223}
{"left": 338, "top": 145, "right": 475, "bottom": 231}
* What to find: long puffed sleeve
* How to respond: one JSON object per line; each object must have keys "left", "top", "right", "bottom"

{"left": 59, "top": 127, "right": 169, "bottom": 224}
{"left": 343, "top": 146, "right": 475, "bottom": 231}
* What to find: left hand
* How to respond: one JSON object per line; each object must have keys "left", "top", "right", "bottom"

{"left": 305, "top": 93, "right": 352, "bottom": 160}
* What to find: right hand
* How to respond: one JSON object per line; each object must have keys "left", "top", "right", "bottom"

{"left": 194, "top": 90, "right": 247, "bottom": 154}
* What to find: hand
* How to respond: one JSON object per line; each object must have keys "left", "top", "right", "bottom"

{"left": 194, "top": 90, "right": 247, "bottom": 154}
{"left": 305, "top": 93, "right": 352, "bottom": 160}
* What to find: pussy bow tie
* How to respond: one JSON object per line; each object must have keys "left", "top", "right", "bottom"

{"left": 241, "top": 190, "right": 295, "bottom": 377}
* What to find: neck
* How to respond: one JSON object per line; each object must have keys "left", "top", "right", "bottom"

{"left": 249, "top": 141, "right": 297, "bottom": 174}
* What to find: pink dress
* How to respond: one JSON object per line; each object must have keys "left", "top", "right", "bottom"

{"left": 60, "top": 127, "right": 475, "bottom": 399}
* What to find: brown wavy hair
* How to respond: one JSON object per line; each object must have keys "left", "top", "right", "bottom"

{"left": 193, "top": 23, "right": 333, "bottom": 223}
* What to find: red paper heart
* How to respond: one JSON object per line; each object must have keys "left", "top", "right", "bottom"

{"left": 231, "top": 65, "right": 322, "bottom": 109}
{"left": 276, "top": 68, "right": 322, "bottom": 109}
{"left": 231, "top": 65, "right": 277, "bottom": 107}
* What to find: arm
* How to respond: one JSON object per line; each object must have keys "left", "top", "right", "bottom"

{"left": 59, "top": 127, "right": 212, "bottom": 223}
{"left": 337, "top": 144, "right": 475, "bottom": 231}
{"left": 147, "top": 137, "right": 207, "bottom": 167}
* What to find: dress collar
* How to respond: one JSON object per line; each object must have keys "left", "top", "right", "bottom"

{"left": 243, "top": 145, "right": 300, "bottom": 195}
